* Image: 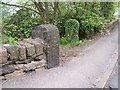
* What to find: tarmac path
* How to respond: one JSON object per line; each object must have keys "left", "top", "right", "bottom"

{"left": 2, "top": 27, "right": 118, "bottom": 88}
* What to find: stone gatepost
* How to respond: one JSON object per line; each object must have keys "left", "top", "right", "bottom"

{"left": 32, "top": 24, "right": 59, "bottom": 69}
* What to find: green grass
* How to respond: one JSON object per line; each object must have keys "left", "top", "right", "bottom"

{"left": 60, "top": 37, "right": 87, "bottom": 47}
{"left": 1, "top": 35, "right": 19, "bottom": 45}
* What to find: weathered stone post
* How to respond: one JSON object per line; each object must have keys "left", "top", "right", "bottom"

{"left": 32, "top": 24, "right": 59, "bottom": 69}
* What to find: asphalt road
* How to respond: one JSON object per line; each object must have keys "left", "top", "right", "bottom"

{"left": 2, "top": 27, "right": 118, "bottom": 88}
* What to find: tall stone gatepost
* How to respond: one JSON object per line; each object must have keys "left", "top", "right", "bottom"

{"left": 32, "top": 24, "right": 59, "bottom": 69}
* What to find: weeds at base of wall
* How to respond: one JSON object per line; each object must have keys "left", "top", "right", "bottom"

{"left": 60, "top": 37, "right": 87, "bottom": 47}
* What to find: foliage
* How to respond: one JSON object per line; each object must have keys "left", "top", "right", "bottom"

{"left": 7, "top": 37, "right": 19, "bottom": 45}
{"left": 1, "top": 35, "right": 19, "bottom": 44}
{"left": 65, "top": 19, "right": 79, "bottom": 43}
{"left": 4, "top": 24, "right": 19, "bottom": 40}
{"left": 55, "top": 2, "right": 116, "bottom": 39}
{"left": 60, "top": 37, "right": 67, "bottom": 46}
{"left": 0, "top": 2, "right": 117, "bottom": 46}
{"left": 60, "top": 36, "right": 87, "bottom": 47}
{"left": 76, "top": 10, "right": 105, "bottom": 39}
{"left": 0, "top": 3, "right": 12, "bottom": 29}
{"left": 100, "top": 2, "right": 116, "bottom": 21}
{"left": 3, "top": 9, "right": 41, "bottom": 41}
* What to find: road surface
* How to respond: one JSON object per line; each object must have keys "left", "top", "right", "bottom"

{"left": 2, "top": 27, "right": 118, "bottom": 88}
{"left": 105, "top": 60, "right": 118, "bottom": 89}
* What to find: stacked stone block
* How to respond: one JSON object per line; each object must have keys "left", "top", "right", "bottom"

{"left": 0, "top": 24, "right": 60, "bottom": 80}
{"left": 0, "top": 47, "right": 8, "bottom": 65}
{"left": 0, "top": 38, "right": 46, "bottom": 77}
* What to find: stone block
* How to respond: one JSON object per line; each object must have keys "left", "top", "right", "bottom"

{"left": 14, "top": 64, "right": 26, "bottom": 70}
{"left": 36, "top": 59, "right": 46, "bottom": 68}
{"left": 35, "top": 55, "right": 45, "bottom": 61}
{"left": 0, "top": 47, "right": 8, "bottom": 64}
{"left": 2, "top": 65, "right": 16, "bottom": 75}
{"left": 32, "top": 25, "right": 45, "bottom": 39}
{"left": 0, "top": 76, "right": 5, "bottom": 81}
{"left": 4, "top": 70, "right": 24, "bottom": 80}
{"left": 16, "top": 58, "right": 34, "bottom": 64}
{"left": 20, "top": 42, "right": 35, "bottom": 57}
{"left": 3, "top": 44, "right": 19, "bottom": 61}
{"left": 23, "top": 38, "right": 44, "bottom": 56}
{"left": 18, "top": 45, "right": 26, "bottom": 61}
{"left": 23, "top": 60, "right": 46, "bottom": 72}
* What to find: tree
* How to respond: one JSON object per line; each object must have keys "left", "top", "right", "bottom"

{"left": 0, "top": 0, "right": 59, "bottom": 24}
{"left": 0, "top": 1, "right": 117, "bottom": 45}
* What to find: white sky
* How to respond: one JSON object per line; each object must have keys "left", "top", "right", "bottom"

{"left": 3, "top": 0, "right": 18, "bottom": 3}
{"left": 2, "top": 0, "right": 27, "bottom": 4}
{"left": 2, "top": 0, "right": 120, "bottom": 2}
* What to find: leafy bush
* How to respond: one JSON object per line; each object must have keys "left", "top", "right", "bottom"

{"left": 100, "top": 2, "right": 116, "bottom": 21}
{"left": 4, "top": 24, "right": 19, "bottom": 41}
{"left": 7, "top": 37, "right": 19, "bottom": 45}
{"left": 3, "top": 9, "right": 41, "bottom": 41}
{"left": 65, "top": 19, "right": 79, "bottom": 43}
{"left": 1, "top": 35, "right": 19, "bottom": 45}
{"left": 76, "top": 10, "right": 104, "bottom": 39}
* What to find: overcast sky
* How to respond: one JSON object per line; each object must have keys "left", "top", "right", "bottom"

{"left": 3, "top": 0, "right": 17, "bottom": 3}
{"left": 2, "top": 0, "right": 27, "bottom": 4}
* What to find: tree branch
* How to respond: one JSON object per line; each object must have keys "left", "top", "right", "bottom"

{"left": 44, "top": 2, "right": 49, "bottom": 23}
{"left": 0, "top": 2, "right": 40, "bottom": 14}
{"left": 53, "top": 2, "right": 58, "bottom": 19}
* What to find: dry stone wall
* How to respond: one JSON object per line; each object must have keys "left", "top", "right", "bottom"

{"left": 0, "top": 38, "right": 46, "bottom": 77}
{"left": 0, "top": 24, "right": 60, "bottom": 80}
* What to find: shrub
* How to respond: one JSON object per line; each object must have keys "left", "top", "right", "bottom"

{"left": 100, "top": 2, "right": 116, "bottom": 21}
{"left": 76, "top": 10, "right": 104, "bottom": 39}
{"left": 65, "top": 19, "right": 79, "bottom": 43}
{"left": 3, "top": 24, "right": 20, "bottom": 41}
{"left": 1, "top": 35, "right": 19, "bottom": 45}
{"left": 3, "top": 9, "right": 41, "bottom": 41}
